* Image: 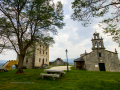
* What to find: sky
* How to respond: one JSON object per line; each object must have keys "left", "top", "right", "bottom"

{"left": 0, "top": 0, "right": 120, "bottom": 62}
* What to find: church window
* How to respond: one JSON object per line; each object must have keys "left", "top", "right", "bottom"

{"left": 46, "top": 59, "right": 47, "bottom": 62}
{"left": 99, "top": 41, "right": 101, "bottom": 47}
{"left": 40, "top": 45, "right": 41, "bottom": 47}
{"left": 95, "top": 41, "right": 97, "bottom": 45}
{"left": 95, "top": 41, "right": 97, "bottom": 47}
{"left": 43, "top": 51, "right": 44, "bottom": 54}
{"left": 40, "top": 50, "right": 41, "bottom": 54}
{"left": 99, "top": 53, "right": 101, "bottom": 57}
{"left": 46, "top": 52, "right": 47, "bottom": 55}
{"left": 26, "top": 58, "right": 28, "bottom": 63}
{"left": 39, "top": 58, "right": 41, "bottom": 62}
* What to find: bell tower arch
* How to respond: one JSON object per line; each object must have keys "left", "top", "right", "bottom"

{"left": 91, "top": 31, "right": 105, "bottom": 50}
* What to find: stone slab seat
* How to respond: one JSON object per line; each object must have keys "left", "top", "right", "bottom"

{"left": 0, "top": 68, "right": 8, "bottom": 72}
{"left": 40, "top": 73, "right": 60, "bottom": 80}
{"left": 44, "top": 69, "right": 64, "bottom": 73}
{"left": 61, "top": 72, "right": 66, "bottom": 76}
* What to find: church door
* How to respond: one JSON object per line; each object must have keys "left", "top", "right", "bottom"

{"left": 99, "top": 63, "right": 106, "bottom": 71}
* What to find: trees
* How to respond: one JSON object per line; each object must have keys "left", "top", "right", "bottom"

{"left": 0, "top": 0, "right": 65, "bottom": 73}
{"left": 71, "top": 0, "right": 120, "bottom": 45}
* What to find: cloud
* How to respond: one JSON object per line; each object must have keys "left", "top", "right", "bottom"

{"left": 64, "top": 15, "right": 70, "bottom": 19}
{"left": 53, "top": 0, "right": 68, "bottom": 5}
{"left": 0, "top": 50, "right": 17, "bottom": 60}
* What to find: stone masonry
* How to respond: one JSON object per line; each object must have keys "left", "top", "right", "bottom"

{"left": 17, "top": 43, "right": 49, "bottom": 69}
{"left": 74, "top": 32, "right": 120, "bottom": 72}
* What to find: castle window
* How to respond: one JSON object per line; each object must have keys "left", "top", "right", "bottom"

{"left": 43, "top": 51, "right": 44, "bottom": 54}
{"left": 43, "top": 46, "right": 44, "bottom": 48}
{"left": 39, "top": 58, "right": 41, "bottom": 62}
{"left": 26, "top": 58, "right": 28, "bottom": 63}
{"left": 40, "top": 45, "right": 41, "bottom": 47}
{"left": 40, "top": 50, "right": 41, "bottom": 54}
{"left": 46, "top": 59, "right": 47, "bottom": 62}
{"left": 46, "top": 52, "right": 47, "bottom": 55}
{"left": 99, "top": 53, "right": 101, "bottom": 57}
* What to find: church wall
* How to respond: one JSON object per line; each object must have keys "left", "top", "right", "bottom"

{"left": 84, "top": 50, "right": 100, "bottom": 71}
{"left": 104, "top": 51, "right": 120, "bottom": 72}
{"left": 75, "top": 32, "right": 120, "bottom": 72}
{"left": 84, "top": 50, "right": 120, "bottom": 72}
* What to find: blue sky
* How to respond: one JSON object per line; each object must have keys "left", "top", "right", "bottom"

{"left": 0, "top": 0, "right": 119, "bottom": 62}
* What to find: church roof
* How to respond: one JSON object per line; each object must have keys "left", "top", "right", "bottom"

{"left": 74, "top": 57, "right": 84, "bottom": 62}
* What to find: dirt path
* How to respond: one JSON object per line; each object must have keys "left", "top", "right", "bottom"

{"left": 49, "top": 66, "right": 72, "bottom": 70}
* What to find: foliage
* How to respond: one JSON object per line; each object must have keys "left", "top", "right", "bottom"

{"left": 0, "top": 0, "right": 65, "bottom": 72}
{"left": 0, "top": 66, "right": 120, "bottom": 90}
{"left": 71, "top": 0, "right": 120, "bottom": 44}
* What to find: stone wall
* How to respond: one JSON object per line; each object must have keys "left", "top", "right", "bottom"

{"left": 50, "top": 58, "right": 68, "bottom": 65}
{"left": 83, "top": 50, "right": 120, "bottom": 72}
{"left": 18, "top": 43, "right": 49, "bottom": 69}
{"left": 34, "top": 44, "right": 49, "bottom": 67}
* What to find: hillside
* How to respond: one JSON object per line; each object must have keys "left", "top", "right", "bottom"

{"left": 0, "top": 67, "right": 120, "bottom": 90}
{"left": 0, "top": 60, "right": 8, "bottom": 63}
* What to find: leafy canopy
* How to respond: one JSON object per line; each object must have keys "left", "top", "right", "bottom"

{"left": 71, "top": 0, "right": 120, "bottom": 45}
{"left": 0, "top": 0, "right": 65, "bottom": 54}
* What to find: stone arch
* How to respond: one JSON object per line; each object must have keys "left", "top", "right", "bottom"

{"left": 99, "top": 41, "right": 101, "bottom": 47}
{"left": 95, "top": 41, "right": 97, "bottom": 47}
{"left": 2, "top": 60, "right": 18, "bottom": 70}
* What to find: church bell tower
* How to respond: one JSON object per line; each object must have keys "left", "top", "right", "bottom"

{"left": 91, "top": 31, "right": 105, "bottom": 50}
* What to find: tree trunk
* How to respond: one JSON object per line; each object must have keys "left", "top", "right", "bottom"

{"left": 16, "top": 54, "right": 24, "bottom": 74}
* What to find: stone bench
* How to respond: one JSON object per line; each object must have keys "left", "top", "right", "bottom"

{"left": 40, "top": 73, "right": 60, "bottom": 80}
{"left": 44, "top": 69, "right": 66, "bottom": 76}
{"left": 0, "top": 68, "right": 8, "bottom": 72}
{"left": 61, "top": 72, "right": 66, "bottom": 76}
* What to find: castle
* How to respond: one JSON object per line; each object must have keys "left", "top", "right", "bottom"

{"left": 74, "top": 32, "right": 120, "bottom": 72}
{"left": 17, "top": 43, "right": 49, "bottom": 69}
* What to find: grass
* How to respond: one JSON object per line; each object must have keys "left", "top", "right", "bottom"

{"left": 0, "top": 66, "right": 120, "bottom": 90}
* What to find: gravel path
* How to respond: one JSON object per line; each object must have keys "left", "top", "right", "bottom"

{"left": 49, "top": 66, "right": 72, "bottom": 70}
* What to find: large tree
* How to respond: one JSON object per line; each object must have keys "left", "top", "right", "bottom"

{"left": 71, "top": 0, "right": 120, "bottom": 45}
{"left": 0, "top": 0, "right": 65, "bottom": 73}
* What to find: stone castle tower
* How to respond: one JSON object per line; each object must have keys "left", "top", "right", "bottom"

{"left": 17, "top": 43, "right": 49, "bottom": 69}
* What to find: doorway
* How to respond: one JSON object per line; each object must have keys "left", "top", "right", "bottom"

{"left": 99, "top": 63, "right": 106, "bottom": 71}
{"left": 42, "top": 58, "right": 44, "bottom": 65}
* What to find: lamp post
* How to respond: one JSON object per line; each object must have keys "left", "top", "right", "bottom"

{"left": 65, "top": 49, "right": 69, "bottom": 72}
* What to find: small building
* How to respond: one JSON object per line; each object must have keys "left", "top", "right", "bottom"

{"left": 74, "top": 32, "right": 120, "bottom": 72}
{"left": 17, "top": 43, "right": 49, "bottom": 69}
{"left": 74, "top": 57, "right": 84, "bottom": 69}
{"left": 50, "top": 58, "right": 68, "bottom": 65}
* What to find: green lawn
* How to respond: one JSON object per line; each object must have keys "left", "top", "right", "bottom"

{"left": 0, "top": 66, "right": 120, "bottom": 90}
